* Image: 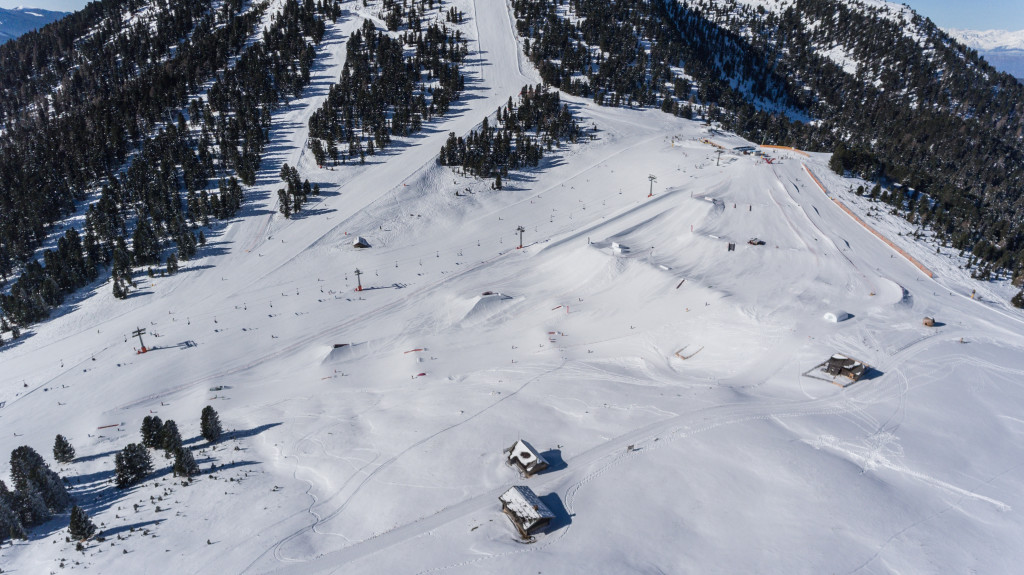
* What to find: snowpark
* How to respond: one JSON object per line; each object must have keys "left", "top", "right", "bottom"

{"left": 4, "top": 0, "right": 1024, "bottom": 573}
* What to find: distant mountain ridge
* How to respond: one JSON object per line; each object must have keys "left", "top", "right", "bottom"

{"left": 0, "top": 6, "right": 67, "bottom": 43}
{"left": 947, "top": 28, "right": 1024, "bottom": 51}
{"left": 947, "top": 28, "right": 1024, "bottom": 79}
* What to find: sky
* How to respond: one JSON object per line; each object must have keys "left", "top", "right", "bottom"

{"left": 0, "top": 0, "right": 1022, "bottom": 32}
{"left": 905, "top": 0, "right": 1024, "bottom": 30}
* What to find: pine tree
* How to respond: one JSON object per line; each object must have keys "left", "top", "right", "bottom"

{"left": 173, "top": 447, "right": 200, "bottom": 478}
{"left": 166, "top": 252, "right": 179, "bottom": 275}
{"left": 0, "top": 480, "right": 28, "bottom": 542}
{"left": 114, "top": 444, "right": 152, "bottom": 488}
{"left": 9, "top": 446, "right": 71, "bottom": 513}
{"left": 141, "top": 415, "right": 163, "bottom": 448}
{"left": 68, "top": 505, "right": 97, "bottom": 541}
{"left": 160, "top": 420, "right": 182, "bottom": 454}
{"left": 200, "top": 406, "right": 223, "bottom": 443}
{"left": 112, "top": 278, "right": 127, "bottom": 300}
{"left": 1012, "top": 290, "right": 1024, "bottom": 309}
{"left": 53, "top": 434, "right": 76, "bottom": 463}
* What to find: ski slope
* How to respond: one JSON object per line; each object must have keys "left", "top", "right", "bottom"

{"left": 3, "top": 1, "right": 1024, "bottom": 573}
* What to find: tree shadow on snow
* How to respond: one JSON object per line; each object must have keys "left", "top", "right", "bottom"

{"left": 196, "top": 459, "right": 260, "bottom": 474}
{"left": 99, "top": 518, "right": 165, "bottom": 538}
{"left": 73, "top": 449, "right": 121, "bottom": 463}
{"left": 225, "top": 422, "right": 282, "bottom": 440}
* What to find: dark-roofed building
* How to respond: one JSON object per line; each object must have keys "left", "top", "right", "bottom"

{"left": 504, "top": 439, "right": 549, "bottom": 477}
{"left": 499, "top": 486, "right": 555, "bottom": 538}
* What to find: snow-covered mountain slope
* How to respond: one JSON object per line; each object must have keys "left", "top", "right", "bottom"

{"left": 947, "top": 28, "right": 1024, "bottom": 51}
{"left": 948, "top": 28, "right": 1024, "bottom": 78}
{"left": 3, "top": 1, "right": 1024, "bottom": 573}
{"left": 0, "top": 6, "right": 65, "bottom": 42}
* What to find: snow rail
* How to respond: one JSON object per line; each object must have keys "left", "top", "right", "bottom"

{"left": 802, "top": 164, "right": 934, "bottom": 278}
{"left": 762, "top": 145, "right": 810, "bottom": 157}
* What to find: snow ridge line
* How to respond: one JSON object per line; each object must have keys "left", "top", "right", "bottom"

{"left": 107, "top": 243, "right": 520, "bottom": 414}
{"left": 802, "top": 164, "right": 934, "bottom": 278}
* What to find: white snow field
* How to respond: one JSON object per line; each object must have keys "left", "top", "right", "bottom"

{"left": 4, "top": 1, "right": 1024, "bottom": 573}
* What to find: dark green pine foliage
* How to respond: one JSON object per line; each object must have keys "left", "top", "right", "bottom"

{"left": 160, "top": 420, "right": 182, "bottom": 455}
{"left": 307, "top": 16, "right": 467, "bottom": 167}
{"left": 173, "top": 447, "right": 200, "bottom": 478}
{"left": 9, "top": 446, "right": 72, "bottom": 514}
{"left": 0, "top": 480, "right": 28, "bottom": 542}
{"left": 1012, "top": 290, "right": 1024, "bottom": 309}
{"left": 68, "top": 505, "right": 97, "bottom": 541}
{"left": 438, "top": 85, "right": 582, "bottom": 180}
{"left": 166, "top": 252, "right": 179, "bottom": 275}
{"left": 141, "top": 415, "right": 163, "bottom": 448}
{"left": 200, "top": 406, "right": 223, "bottom": 443}
{"left": 1, "top": 476, "right": 49, "bottom": 530}
{"left": 511, "top": 0, "right": 1024, "bottom": 288}
{"left": 53, "top": 434, "right": 76, "bottom": 463}
{"left": 0, "top": 0, "right": 333, "bottom": 329}
{"left": 114, "top": 444, "right": 152, "bottom": 489}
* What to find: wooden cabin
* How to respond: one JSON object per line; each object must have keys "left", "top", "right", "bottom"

{"left": 499, "top": 486, "right": 555, "bottom": 538}
{"left": 922, "top": 316, "right": 935, "bottom": 327}
{"left": 825, "top": 354, "right": 866, "bottom": 381}
{"left": 504, "top": 439, "right": 549, "bottom": 477}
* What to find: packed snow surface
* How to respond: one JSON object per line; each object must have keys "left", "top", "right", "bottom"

{"left": 3, "top": 1, "right": 1024, "bottom": 574}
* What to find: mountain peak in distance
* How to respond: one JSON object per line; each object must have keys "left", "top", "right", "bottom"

{"left": 0, "top": 6, "right": 68, "bottom": 43}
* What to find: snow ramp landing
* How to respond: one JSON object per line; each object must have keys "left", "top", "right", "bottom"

{"left": 457, "top": 292, "right": 516, "bottom": 327}
{"left": 321, "top": 342, "right": 370, "bottom": 365}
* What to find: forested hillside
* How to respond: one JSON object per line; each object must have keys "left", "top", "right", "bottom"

{"left": 0, "top": 0, "right": 337, "bottom": 328}
{"left": 513, "top": 0, "right": 1024, "bottom": 281}
{"left": 3, "top": 0, "right": 1024, "bottom": 334}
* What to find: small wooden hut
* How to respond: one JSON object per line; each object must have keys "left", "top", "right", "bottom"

{"left": 922, "top": 316, "right": 935, "bottom": 327}
{"left": 504, "top": 440, "right": 549, "bottom": 477}
{"left": 825, "top": 354, "right": 866, "bottom": 381}
{"left": 499, "top": 486, "right": 555, "bottom": 538}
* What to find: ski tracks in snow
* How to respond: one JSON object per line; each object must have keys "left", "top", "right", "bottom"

{"left": 260, "top": 385, "right": 904, "bottom": 575}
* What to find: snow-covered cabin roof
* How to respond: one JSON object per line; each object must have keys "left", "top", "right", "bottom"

{"left": 506, "top": 440, "right": 548, "bottom": 474}
{"left": 352, "top": 236, "right": 370, "bottom": 248}
{"left": 499, "top": 486, "right": 554, "bottom": 528}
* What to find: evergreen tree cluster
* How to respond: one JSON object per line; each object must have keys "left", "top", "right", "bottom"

{"left": 134, "top": 407, "right": 221, "bottom": 482}
{"left": 0, "top": 0, "right": 263, "bottom": 307}
{"left": 0, "top": 445, "right": 72, "bottom": 542}
{"left": 0, "top": 0, "right": 335, "bottom": 329}
{"left": 114, "top": 443, "right": 153, "bottom": 488}
{"left": 438, "top": 85, "right": 583, "bottom": 186}
{"left": 307, "top": 15, "right": 466, "bottom": 167}
{"left": 511, "top": 0, "right": 1024, "bottom": 286}
{"left": 276, "top": 163, "right": 319, "bottom": 219}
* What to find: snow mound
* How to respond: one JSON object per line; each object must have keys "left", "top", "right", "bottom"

{"left": 457, "top": 292, "right": 515, "bottom": 326}
{"left": 874, "top": 277, "right": 909, "bottom": 306}
{"left": 321, "top": 341, "right": 369, "bottom": 364}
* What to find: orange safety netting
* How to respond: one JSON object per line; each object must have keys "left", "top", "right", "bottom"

{"left": 802, "top": 164, "right": 934, "bottom": 278}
